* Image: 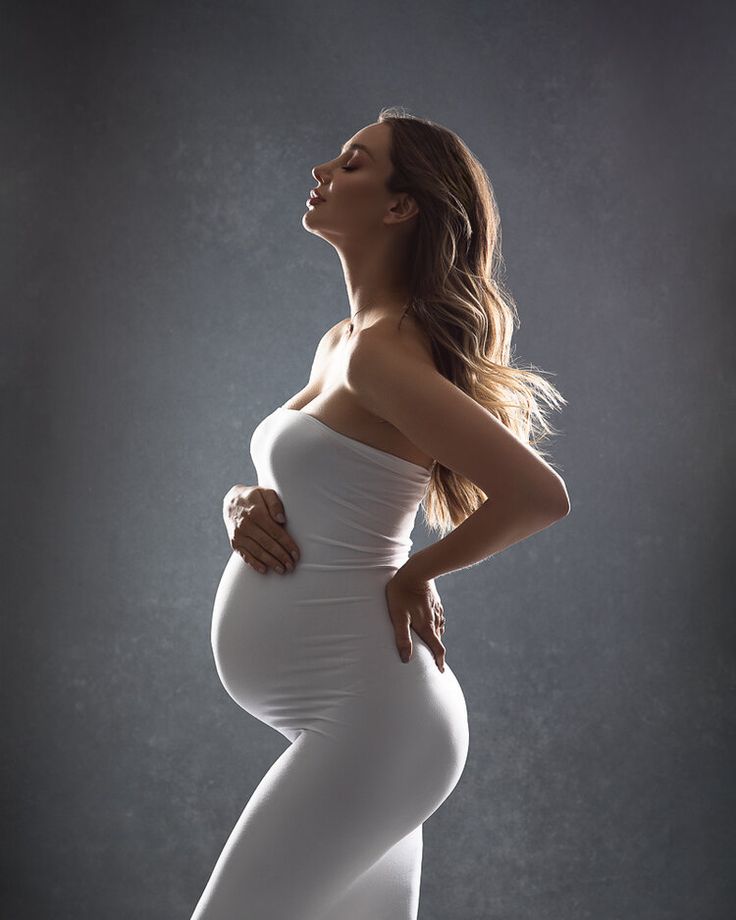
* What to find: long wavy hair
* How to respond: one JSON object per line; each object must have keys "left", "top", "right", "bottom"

{"left": 377, "top": 106, "right": 567, "bottom": 536}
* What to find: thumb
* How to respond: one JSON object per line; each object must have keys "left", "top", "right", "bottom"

{"left": 262, "top": 488, "right": 286, "bottom": 524}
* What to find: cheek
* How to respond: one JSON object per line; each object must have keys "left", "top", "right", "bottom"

{"left": 340, "top": 178, "right": 384, "bottom": 215}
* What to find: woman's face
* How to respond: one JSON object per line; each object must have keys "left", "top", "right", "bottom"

{"left": 303, "top": 122, "right": 401, "bottom": 241}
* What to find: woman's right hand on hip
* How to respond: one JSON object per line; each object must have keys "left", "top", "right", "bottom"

{"left": 223, "top": 485, "right": 300, "bottom": 575}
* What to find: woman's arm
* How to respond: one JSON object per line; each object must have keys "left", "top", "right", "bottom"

{"left": 403, "top": 493, "right": 566, "bottom": 582}
{"left": 346, "top": 325, "right": 570, "bottom": 582}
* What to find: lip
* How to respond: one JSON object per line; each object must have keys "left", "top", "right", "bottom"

{"left": 306, "top": 196, "right": 325, "bottom": 207}
{"left": 309, "top": 189, "right": 326, "bottom": 202}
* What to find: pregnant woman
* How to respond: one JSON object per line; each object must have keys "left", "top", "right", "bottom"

{"left": 193, "top": 109, "right": 571, "bottom": 919}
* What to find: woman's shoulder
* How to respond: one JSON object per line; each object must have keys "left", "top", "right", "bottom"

{"left": 357, "top": 311, "right": 436, "bottom": 369}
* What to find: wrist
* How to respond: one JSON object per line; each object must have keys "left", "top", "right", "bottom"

{"left": 398, "top": 550, "right": 433, "bottom": 584}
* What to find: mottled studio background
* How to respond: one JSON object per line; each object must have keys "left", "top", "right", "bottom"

{"left": 3, "top": 0, "right": 735, "bottom": 918}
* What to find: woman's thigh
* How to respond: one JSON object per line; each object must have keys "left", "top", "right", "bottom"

{"left": 321, "top": 824, "right": 424, "bottom": 920}
{"left": 189, "top": 722, "right": 451, "bottom": 920}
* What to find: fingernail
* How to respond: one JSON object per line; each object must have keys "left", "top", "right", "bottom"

{"left": 276, "top": 565, "right": 284, "bottom": 574}
{"left": 276, "top": 513, "right": 285, "bottom": 523}
{"left": 291, "top": 550, "right": 299, "bottom": 561}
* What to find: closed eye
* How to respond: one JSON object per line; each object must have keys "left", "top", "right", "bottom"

{"left": 341, "top": 166, "right": 357, "bottom": 171}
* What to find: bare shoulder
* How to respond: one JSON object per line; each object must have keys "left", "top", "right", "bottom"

{"left": 354, "top": 312, "right": 436, "bottom": 368}
{"left": 346, "top": 313, "right": 569, "bottom": 508}
{"left": 345, "top": 314, "right": 441, "bottom": 411}
{"left": 317, "top": 317, "right": 350, "bottom": 350}
{"left": 306, "top": 317, "right": 350, "bottom": 384}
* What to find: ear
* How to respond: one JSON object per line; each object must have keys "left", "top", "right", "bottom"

{"left": 386, "top": 192, "right": 419, "bottom": 225}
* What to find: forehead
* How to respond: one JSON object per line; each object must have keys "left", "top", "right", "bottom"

{"left": 341, "top": 122, "right": 390, "bottom": 160}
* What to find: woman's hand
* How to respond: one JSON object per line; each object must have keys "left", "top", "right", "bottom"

{"left": 223, "top": 485, "right": 301, "bottom": 575}
{"left": 385, "top": 569, "right": 447, "bottom": 672}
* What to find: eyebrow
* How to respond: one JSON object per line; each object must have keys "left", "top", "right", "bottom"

{"left": 340, "top": 142, "right": 376, "bottom": 161}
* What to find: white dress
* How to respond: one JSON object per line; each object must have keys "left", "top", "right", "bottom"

{"left": 194, "top": 406, "right": 469, "bottom": 920}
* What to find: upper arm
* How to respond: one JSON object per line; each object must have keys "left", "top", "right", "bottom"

{"left": 346, "top": 327, "right": 569, "bottom": 513}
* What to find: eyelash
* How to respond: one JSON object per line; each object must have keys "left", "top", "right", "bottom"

{"left": 341, "top": 165, "right": 357, "bottom": 171}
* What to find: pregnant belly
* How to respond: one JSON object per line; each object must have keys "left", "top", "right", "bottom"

{"left": 210, "top": 553, "right": 387, "bottom": 738}
{"left": 209, "top": 553, "right": 469, "bottom": 759}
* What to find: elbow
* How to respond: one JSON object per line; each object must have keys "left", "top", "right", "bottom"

{"left": 498, "top": 476, "right": 571, "bottom": 522}
{"left": 547, "top": 482, "right": 571, "bottom": 520}
{"left": 533, "top": 477, "right": 570, "bottom": 521}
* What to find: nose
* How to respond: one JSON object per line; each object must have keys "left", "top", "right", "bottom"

{"left": 312, "top": 164, "right": 327, "bottom": 185}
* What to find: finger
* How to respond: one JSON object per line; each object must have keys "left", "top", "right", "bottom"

{"left": 258, "top": 487, "right": 288, "bottom": 525}
{"left": 233, "top": 545, "right": 267, "bottom": 574}
{"left": 254, "top": 489, "right": 300, "bottom": 562}
{"left": 235, "top": 524, "right": 296, "bottom": 573}
{"left": 233, "top": 534, "right": 289, "bottom": 573}
{"left": 423, "top": 628, "right": 446, "bottom": 672}
{"left": 247, "top": 506, "right": 300, "bottom": 569}
{"left": 390, "top": 611, "right": 413, "bottom": 663}
{"left": 230, "top": 537, "right": 268, "bottom": 573}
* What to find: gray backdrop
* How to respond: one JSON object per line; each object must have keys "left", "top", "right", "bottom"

{"left": 3, "top": 1, "right": 734, "bottom": 918}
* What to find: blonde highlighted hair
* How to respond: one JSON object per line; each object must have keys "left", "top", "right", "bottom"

{"left": 377, "top": 106, "right": 567, "bottom": 536}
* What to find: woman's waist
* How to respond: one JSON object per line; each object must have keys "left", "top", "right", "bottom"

{"left": 217, "top": 551, "right": 405, "bottom": 604}
{"left": 295, "top": 531, "right": 413, "bottom": 569}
